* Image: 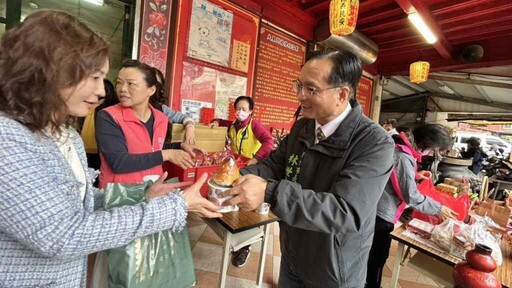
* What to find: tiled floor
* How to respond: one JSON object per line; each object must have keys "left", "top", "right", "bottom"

{"left": 187, "top": 214, "right": 446, "bottom": 288}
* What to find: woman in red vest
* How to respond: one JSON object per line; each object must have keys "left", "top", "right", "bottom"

{"left": 96, "top": 60, "right": 196, "bottom": 188}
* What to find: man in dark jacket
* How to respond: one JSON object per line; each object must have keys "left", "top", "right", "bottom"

{"left": 223, "top": 50, "right": 394, "bottom": 287}
{"left": 461, "top": 137, "right": 488, "bottom": 174}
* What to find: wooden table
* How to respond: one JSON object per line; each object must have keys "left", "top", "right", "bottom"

{"left": 389, "top": 225, "right": 511, "bottom": 288}
{"left": 203, "top": 209, "right": 279, "bottom": 288}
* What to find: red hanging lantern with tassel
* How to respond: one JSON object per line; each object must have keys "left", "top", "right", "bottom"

{"left": 409, "top": 61, "right": 430, "bottom": 83}
{"left": 330, "top": 0, "right": 359, "bottom": 36}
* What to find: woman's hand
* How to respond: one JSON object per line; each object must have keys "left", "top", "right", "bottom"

{"left": 162, "top": 149, "right": 195, "bottom": 169}
{"left": 209, "top": 121, "right": 219, "bottom": 128}
{"left": 146, "top": 172, "right": 192, "bottom": 199}
{"left": 180, "top": 142, "right": 205, "bottom": 158}
{"left": 416, "top": 170, "right": 432, "bottom": 181}
{"left": 183, "top": 173, "right": 222, "bottom": 218}
{"left": 184, "top": 124, "right": 196, "bottom": 144}
{"left": 438, "top": 205, "right": 458, "bottom": 221}
{"left": 246, "top": 158, "right": 258, "bottom": 166}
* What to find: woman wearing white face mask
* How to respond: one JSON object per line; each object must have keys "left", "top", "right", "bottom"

{"left": 209, "top": 96, "right": 274, "bottom": 267}
{"left": 210, "top": 96, "right": 274, "bottom": 167}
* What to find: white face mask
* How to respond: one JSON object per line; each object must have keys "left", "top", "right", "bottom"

{"left": 236, "top": 110, "right": 250, "bottom": 122}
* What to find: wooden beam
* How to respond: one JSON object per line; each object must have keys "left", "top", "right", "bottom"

{"left": 428, "top": 75, "right": 512, "bottom": 90}
{"left": 357, "top": 5, "right": 403, "bottom": 26}
{"left": 358, "top": 15, "right": 407, "bottom": 35}
{"left": 383, "top": 89, "right": 401, "bottom": 99}
{"left": 447, "top": 114, "right": 512, "bottom": 122}
{"left": 430, "top": 0, "right": 487, "bottom": 16}
{"left": 428, "top": 96, "right": 444, "bottom": 112}
{"left": 254, "top": 0, "right": 317, "bottom": 41}
{"left": 390, "top": 76, "right": 424, "bottom": 93}
{"left": 378, "top": 38, "right": 512, "bottom": 75}
{"left": 381, "top": 92, "right": 430, "bottom": 104}
{"left": 303, "top": 0, "right": 329, "bottom": 14}
{"left": 394, "top": 0, "right": 454, "bottom": 59}
{"left": 436, "top": 0, "right": 512, "bottom": 25}
{"left": 441, "top": 11, "right": 512, "bottom": 33}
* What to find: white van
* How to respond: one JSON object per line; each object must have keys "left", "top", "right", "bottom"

{"left": 453, "top": 132, "right": 511, "bottom": 154}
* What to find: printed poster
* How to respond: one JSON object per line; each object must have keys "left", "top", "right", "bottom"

{"left": 230, "top": 40, "right": 250, "bottom": 72}
{"left": 215, "top": 72, "right": 247, "bottom": 119}
{"left": 181, "top": 99, "right": 213, "bottom": 123}
{"left": 187, "top": 0, "right": 233, "bottom": 67}
{"left": 180, "top": 61, "right": 247, "bottom": 122}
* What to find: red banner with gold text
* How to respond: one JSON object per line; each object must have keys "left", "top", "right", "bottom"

{"left": 252, "top": 24, "right": 306, "bottom": 132}
{"left": 356, "top": 76, "right": 373, "bottom": 117}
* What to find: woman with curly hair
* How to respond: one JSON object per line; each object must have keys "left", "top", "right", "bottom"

{"left": 0, "top": 11, "right": 220, "bottom": 287}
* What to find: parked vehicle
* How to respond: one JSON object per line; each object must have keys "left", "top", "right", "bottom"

{"left": 453, "top": 132, "right": 512, "bottom": 155}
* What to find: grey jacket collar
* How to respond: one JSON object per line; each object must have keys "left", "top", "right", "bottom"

{"left": 296, "top": 99, "right": 363, "bottom": 158}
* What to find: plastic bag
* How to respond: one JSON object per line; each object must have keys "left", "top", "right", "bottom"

{"left": 462, "top": 215, "right": 503, "bottom": 265}
{"left": 103, "top": 180, "right": 196, "bottom": 288}
{"left": 431, "top": 219, "right": 462, "bottom": 252}
{"left": 412, "top": 179, "right": 471, "bottom": 225}
{"left": 212, "top": 157, "right": 240, "bottom": 186}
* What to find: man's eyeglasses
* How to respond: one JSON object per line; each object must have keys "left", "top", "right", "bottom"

{"left": 292, "top": 80, "right": 340, "bottom": 97}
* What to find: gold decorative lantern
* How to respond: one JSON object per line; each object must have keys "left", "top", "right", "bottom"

{"left": 330, "top": 0, "right": 359, "bottom": 36}
{"left": 409, "top": 61, "right": 430, "bottom": 83}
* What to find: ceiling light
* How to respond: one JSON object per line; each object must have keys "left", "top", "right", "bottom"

{"left": 84, "top": 0, "right": 104, "bottom": 6}
{"left": 439, "top": 85, "right": 455, "bottom": 94}
{"left": 408, "top": 12, "right": 437, "bottom": 44}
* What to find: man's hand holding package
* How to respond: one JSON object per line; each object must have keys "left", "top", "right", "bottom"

{"left": 222, "top": 174, "right": 267, "bottom": 211}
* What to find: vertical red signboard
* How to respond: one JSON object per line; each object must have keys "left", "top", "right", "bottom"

{"left": 252, "top": 24, "right": 306, "bottom": 132}
{"left": 356, "top": 76, "right": 373, "bottom": 117}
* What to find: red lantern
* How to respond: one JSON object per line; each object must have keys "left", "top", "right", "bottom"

{"left": 329, "top": 0, "right": 359, "bottom": 36}
{"left": 410, "top": 61, "right": 430, "bottom": 83}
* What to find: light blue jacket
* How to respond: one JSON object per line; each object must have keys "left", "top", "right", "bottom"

{"left": 162, "top": 104, "right": 194, "bottom": 125}
{"left": 0, "top": 116, "right": 187, "bottom": 287}
{"left": 376, "top": 148, "right": 441, "bottom": 224}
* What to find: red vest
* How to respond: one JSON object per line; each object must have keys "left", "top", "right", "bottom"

{"left": 99, "top": 104, "right": 168, "bottom": 188}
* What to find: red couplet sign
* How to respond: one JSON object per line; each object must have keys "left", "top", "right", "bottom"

{"left": 252, "top": 24, "right": 307, "bottom": 132}
{"left": 356, "top": 76, "right": 373, "bottom": 117}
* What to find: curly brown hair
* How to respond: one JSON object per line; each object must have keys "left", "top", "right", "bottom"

{"left": 0, "top": 10, "right": 110, "bottom": 134}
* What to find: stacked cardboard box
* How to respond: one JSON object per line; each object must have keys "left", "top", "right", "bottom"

{"left": 167, "top": 123, "right": 227, "bottom": 152}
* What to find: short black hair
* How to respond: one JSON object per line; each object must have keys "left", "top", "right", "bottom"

{"left": 152, "top": 66, "right": 167, "bottom": 104}
{"left": 234, "top": 96, "right": 254, "bottom": 110}
{"left": 306, "top": 49, "right": 362, "bottom": 99}
{"left": 385, "top": 119, "right": 398, "bottom": 128}
{"left": 412, "top": 124, "right": 451, "bottom": 150}
{"left": 102, "top": 79, "right": 118, "bottom": 108}
{"left": 466, "top": 137, "right": 481, "bottom": 147}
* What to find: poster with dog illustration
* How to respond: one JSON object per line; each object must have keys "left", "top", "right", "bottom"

{"left": 188, "top": 0, "right": 233, "bottom": 67}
